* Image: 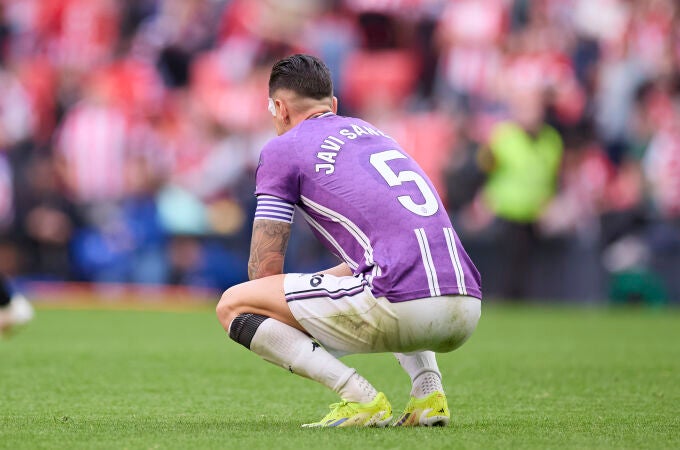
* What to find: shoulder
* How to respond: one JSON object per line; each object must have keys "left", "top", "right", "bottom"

{"left": 255, "top": 134, "right": 302, "bottom": 201}
{"left": 261, "top": 131, "right": 298, "bottom": 155}
{"left": 489, "top": 121, "right": 520, "bottom": 150}
{"left": 259, "top": 132, "right": 300, "bottom": 167}
{"left": 540, "top": 125, "right": 563, "bottom": 148}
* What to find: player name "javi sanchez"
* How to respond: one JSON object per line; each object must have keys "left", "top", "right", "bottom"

{"left": 315, "top": 123, "right": 393, "bottom": 175}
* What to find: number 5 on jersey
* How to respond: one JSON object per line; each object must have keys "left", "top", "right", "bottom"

{"left": 370, "top": 150, "right": 439, "bottom": 217}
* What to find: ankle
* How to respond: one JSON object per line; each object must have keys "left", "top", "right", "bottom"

{"left": 338, "top": 372, "right": 378, "bottom": 403}
{"left": 411, "top": 371, "right": 443, "bottom": 398}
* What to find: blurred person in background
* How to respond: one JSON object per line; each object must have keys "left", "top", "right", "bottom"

{"left": 434, "top": 0, "right": 507, "bottom": 113}
{"left": 537, "top": 122, "right": 616, "bottom": 301}
{"left": 0, "top": 274, "right": 33, "bottom": 336}
{"left": 14, "top": 152, "right": 81, "bottom": 280}
{"left": 54, "top": 68, "right": 169, "bottom": 284}
{"left": 0, "top": 150, "right": 34, "bottom": 335}
{"left": 478, "top": 85, "right": 563, "bottom": 300}
{"left": 601, "top": 72, "right": 680, "bottom": 305}
{"left": 639, "top": 98, "right": 680, "bottom": 303}
{"left": 0, "top": 7, "right": 35, "bottom": 333}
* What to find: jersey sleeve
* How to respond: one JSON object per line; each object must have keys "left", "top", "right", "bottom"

{"left": 254, "top": 137, "right": 300, "bottom": 204}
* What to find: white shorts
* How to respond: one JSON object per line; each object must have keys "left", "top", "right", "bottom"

{"left": 284, "top": 273, "right": 481, "bottom": 355}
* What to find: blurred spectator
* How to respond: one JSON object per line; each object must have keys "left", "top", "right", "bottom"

{"left": 477, "top": 86, "right": 563, "bottom": 299}
{"left": 54, "top": 84, "right": 129, "bottom": 204}
{"left": 0, "top": 68, "right": 33, "bottom": 147}
{"left": 14, "top": 152, "right": 81, "bottom": 279}
{"left": 602, "top": 75, "right": 680, "bottom": 305}
{"left": 435, "top": 0, "right": 506, "bottom": 111}
{"left": 0, "top": 152, "right": 18, "bottom": 276}
{"left": 0, "top": 59, "right": 35, "bottom": 277}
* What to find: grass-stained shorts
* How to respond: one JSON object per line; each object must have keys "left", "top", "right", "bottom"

{"left": 284, "top": 273, "right": 481, "bottom": 356}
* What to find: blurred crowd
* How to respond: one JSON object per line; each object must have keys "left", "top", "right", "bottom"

{"left": 0, "top": 0, "right": 678, "bottom": 302}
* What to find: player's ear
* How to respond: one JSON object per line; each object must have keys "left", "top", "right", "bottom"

{"left": 277, "top": 99, "right": 291, "bottom": 125}
{"left": 331, "top": 96, "right": 338, "bottom": 114}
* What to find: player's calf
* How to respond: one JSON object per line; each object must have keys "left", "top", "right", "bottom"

{"left": 227, "top": 313, "right": 269, "bottom": 349}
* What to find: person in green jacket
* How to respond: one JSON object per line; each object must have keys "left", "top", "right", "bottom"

{"left": 480, "top": 87, "right": 563, "bottom": 299}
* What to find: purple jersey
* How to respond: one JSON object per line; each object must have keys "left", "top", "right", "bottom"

{"left": 255, "top": 113, "right": 482, "bottom": 302}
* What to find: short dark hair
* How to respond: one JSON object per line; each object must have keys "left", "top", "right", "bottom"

{"left": 269, "top": 54, "right": 333, "bottom": 99}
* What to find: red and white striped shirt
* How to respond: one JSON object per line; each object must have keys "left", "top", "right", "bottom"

{"left": 56, "top": 102, "right": 128, "bottom": 203}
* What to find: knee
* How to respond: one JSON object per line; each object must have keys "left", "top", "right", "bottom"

{"left": 216, "top": 287, "right": 270, "bottom": 349}
{"left": 216, "top": 287, "right": 239, "bottom": 330}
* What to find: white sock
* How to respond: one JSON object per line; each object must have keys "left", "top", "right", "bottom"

{"left": 247, "top": 318, "right": 377, "bottom": 403}
{"left": 339, "top": 373, "right": 378, "bottom": 403}
{"left": 394, "top": 351, "right": 443, "bottom": 398}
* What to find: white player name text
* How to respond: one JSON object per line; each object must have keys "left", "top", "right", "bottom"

{"left": 315, "top": 124, "right": 391, "bottom": 175}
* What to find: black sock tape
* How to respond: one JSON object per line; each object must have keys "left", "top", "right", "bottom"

{"left": 229, "top": 313, "right": 269, "bottom": 349}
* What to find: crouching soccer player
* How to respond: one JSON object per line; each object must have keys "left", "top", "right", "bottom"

{"left": 216, "top": 54, "right": 482, "bottom": 427}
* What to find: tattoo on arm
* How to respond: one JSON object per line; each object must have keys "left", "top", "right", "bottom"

{"left": 248, "top": 219, "right": 291, "bottom": 280}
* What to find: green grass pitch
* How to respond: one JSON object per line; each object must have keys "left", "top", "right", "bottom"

{"left": 1, "top": 304, "right": 678, "bottom": 449}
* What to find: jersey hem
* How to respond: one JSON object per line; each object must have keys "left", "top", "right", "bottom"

{"left": 376, "top": 286, "right": 482, "bottom": 303}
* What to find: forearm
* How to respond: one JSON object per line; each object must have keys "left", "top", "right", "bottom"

{"left": 248, "top": 219, "right": 291, "bottom": 280}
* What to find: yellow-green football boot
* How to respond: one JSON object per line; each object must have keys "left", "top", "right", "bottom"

{"left": 302, "top": 392, "right": 392, "bottom": 428}
{"left": 392, "top": 391, "right": 450, "bottom": 427}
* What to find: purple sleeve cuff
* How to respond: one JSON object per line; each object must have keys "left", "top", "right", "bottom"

{"left": 254, "top": 195, "right": 295, "bottom": 223}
